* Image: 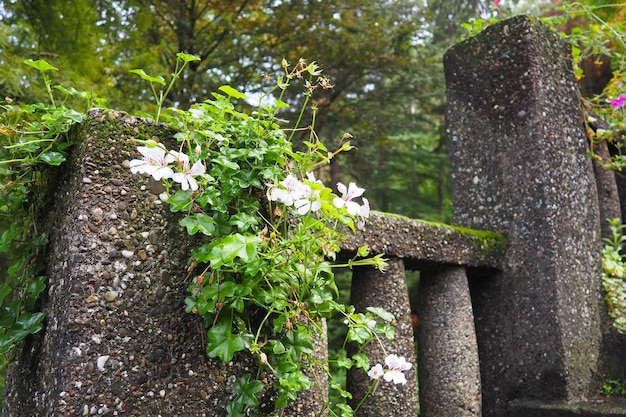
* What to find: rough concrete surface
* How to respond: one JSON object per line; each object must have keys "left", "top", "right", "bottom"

{"left": 446, "top": 15, "right": 603, "bottom": 416}
{"left": 2, "top": 109, "right": 326, "bottom": 417}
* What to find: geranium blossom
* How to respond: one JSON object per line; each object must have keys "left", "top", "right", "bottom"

{"left": 367, "top": 364, "right": 384, "bottom": 380}
{"left": 383, "top": 354, "right": 412, "bottom": 385}
{"left": 359, "top": 197, "right": 370, "bottom": 218}
{"left": 170, "top": 151, "right": 206, "bottom": 191}
{"left": 267, "top": 174, "right": 307, "bottom": 206}
{"left": 129, "top": 146, "right": 175, "bottom": 180}
{"left": 294, "top": 184, "right": 321, "bottom": 215}
{"left": 611, "top": 93, "right": 626, "bottom": 109}
{"left": 333, "top": 182, "right": 365, "bottom": 215}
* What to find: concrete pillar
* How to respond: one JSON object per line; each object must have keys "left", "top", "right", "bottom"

{"left": 347, "top": 258, "right": 418, "bottom": 416}
{"left": 445, "top": 15, "right": 603, "bottom": 416}
{"left": 417, "top": 265, "right": 481, "bottom": 417}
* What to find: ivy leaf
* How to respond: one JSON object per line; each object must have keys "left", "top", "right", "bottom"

{"left": 330, "top": 383, "right": 354, "bottom": 401}
{"left": 219, "top": 85, "right": 246, "bottom": 100}
{"left": 366, "top": 306, "right": 395, "bottom": 322}
{"left": 211, "top": 233, "right": 261, "bottom": 266}
{"left": 336, "top": 351, "right": 353, "bottom": 369}
{"left": 229, "top": 212, "right": 259, "bottom": 232}
{"left": 129, "top": 69, "right": 166, "bottom": 86}
{"left": 352, "top": 353, "right": 370, "bottom": 370}
{"left": 282, "top": 328, "right": 314, "bottom": 362}
{"left": 206, "top": 316, "right": 252, "bottom": 362}
{"left": 176, "top": 52, "right": 201, "bottom": 63}
{"left": 179, "top": 213, "right": 216, "bottom": 236}
{"left": 39, "top": 151, "right": 66, "bottom": 166}
{"left": 232, "top": 374, "right": 263, "bottom": 408}
{"left": 168, "top": 189, "right": 192, "bottom": 212}
{"left": 347, "top": 326, "right": 370, "bottom": 345}
{"left": 24, "top": 59, "right": 58, "bottom": 72}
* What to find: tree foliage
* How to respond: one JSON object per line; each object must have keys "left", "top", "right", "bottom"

{"left": 0, "top": 0, "right": 517, "bottom": 220}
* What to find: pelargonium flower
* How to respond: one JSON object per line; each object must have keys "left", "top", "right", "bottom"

{"left": 367, "top": 363, "right": 384, "bottom": 380}
{"left": 333, "top": 182, "right": 366, "bottom": 216}
{"left": 170, "top": 151, "right": 206, "bottom": 191}
{"left": 383, "top": 354, "right": 412, "bottom": 385}
{"left": 611, "top": 93, "right": 626, "bottom": 109}
{"left": 267, "top": 174, "right": 307, "bottom": 207}
{"left": 359, "top": 197, "right": 370, "bottom": 218}
{"left": 129, "top": 146, "right": 175, "bottom": 181}
{"left": 294, "top": 184, "right": 321, "bottom": 215}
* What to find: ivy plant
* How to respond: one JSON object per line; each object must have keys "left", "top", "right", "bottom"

{"left": 128, "top": 57, "right": 408, "bottom": 416}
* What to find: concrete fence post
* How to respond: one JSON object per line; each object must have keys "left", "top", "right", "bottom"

{"left": 417, "top": 265, "right": 481, "bottom": 417}
{"left": 445, "top": 15, "right": 603, "bottom": 416}
{"left": 346, "top": 258, "right": 418, "bottom": 417}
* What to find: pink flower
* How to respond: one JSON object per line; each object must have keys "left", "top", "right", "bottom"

{"left": 129, "top": 146, "right": 175, "bottom": 181}
{"left": 611, "top": 93, "right": 626, "bottom": 109}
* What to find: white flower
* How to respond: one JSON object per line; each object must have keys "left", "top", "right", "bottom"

{"left": 267, "top": 174, "right": 307, "bottom": 206}
{"left": 366, "top": 319, "right": 377, "bottom": 329}
{"left": 129, "top": 146, "right": 175, "bottom": 181}
{"left": 294, "top": 184, "right": 321, "bottom": 215}
{"left": 333, "top": 182, "right": 366, "bottom": 216}
{"left": 367, "top": 364, "right": 384, "bottom": 380}
{"left": 359, "top": 197, "right": 370, "bottom": 218}
{"left": 383, "top": 354, "right": 412, "bottom": 385}
{"left": 170, "top": 152, "right": 206, "bottom": 191}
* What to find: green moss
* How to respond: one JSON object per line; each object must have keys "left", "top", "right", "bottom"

{"left": 375, "top": 210, "right": 506, "bottom": 255}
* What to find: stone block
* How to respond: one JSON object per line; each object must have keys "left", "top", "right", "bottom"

{"left": 445, "top": 15, "right": 603, "bottom": 416}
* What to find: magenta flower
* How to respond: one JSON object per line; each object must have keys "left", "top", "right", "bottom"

{"left": 611, "top": 94, "right": 626, "bottom": 109}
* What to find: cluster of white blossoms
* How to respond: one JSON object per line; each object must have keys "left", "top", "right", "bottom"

{"left": 267, "top": 173, "right": 370, "bottom": 218}
{"left": 129, "top": 145, "right": 206, "bottom": 191}
{"left": 367, "top": 354, "right": 413, "bottom": 385}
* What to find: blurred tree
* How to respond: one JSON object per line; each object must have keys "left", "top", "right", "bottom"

{"left": 0, "top": 0, "right": 511, "bottom": 220}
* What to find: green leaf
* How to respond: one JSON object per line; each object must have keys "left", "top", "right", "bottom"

{"left": 0, "top": 284, "right": 12, "bottom": 306}
{"left": 129, "top": 69, "right": 166, "bottom": 86}
{"left": 336, "top": 351, "right": 353, "bottom": 369}
{"left": 212, "top": 233, "right": 261, "bottom": 266}
{"left": 219, "top": 85, "right": 246, "bottom": 100}
{"left": 15, "top": 312, "right": 45, "bottom": 332}
{"left": 24, "top": 59, "right": 58, "bottom": 72}
{"left": 335, "top": 403, "right": 354, "bottom": 417}
{"left": 179, "top": 213, "right": 216, "bottom": 236}
{"left": 282, "top": 328, "right": 314, "bottom": 361}
{"left": 366, "top": 306, "right": 395, "bottom": 322}
{"left": 347, "top": 326, "right": 371, "bottom": 345}
{"left": 352, "top": 353, "right": 370, "bottom": 370}
{"left": 38, "top": 151, "right": 66, "bottom": 166}
{"left": 168, "top": 190, "right": 193, "bottom": 212}
{"left": 206, "top": 316, "right": 251, "bottom": 362}
{"left": 228, "top": 212, "right": 259, "bottom": 232}
{"left": 176, "top": 52, "right": 201, "bottom": 63}
{"left": 213, "top": 155, "right": 240, "bottom": 170}
{"left": 330, "top": 383, "right": 354, "bottom": 401}
{"left": 232, "top": 374, "right": 263, "bottom": 408}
